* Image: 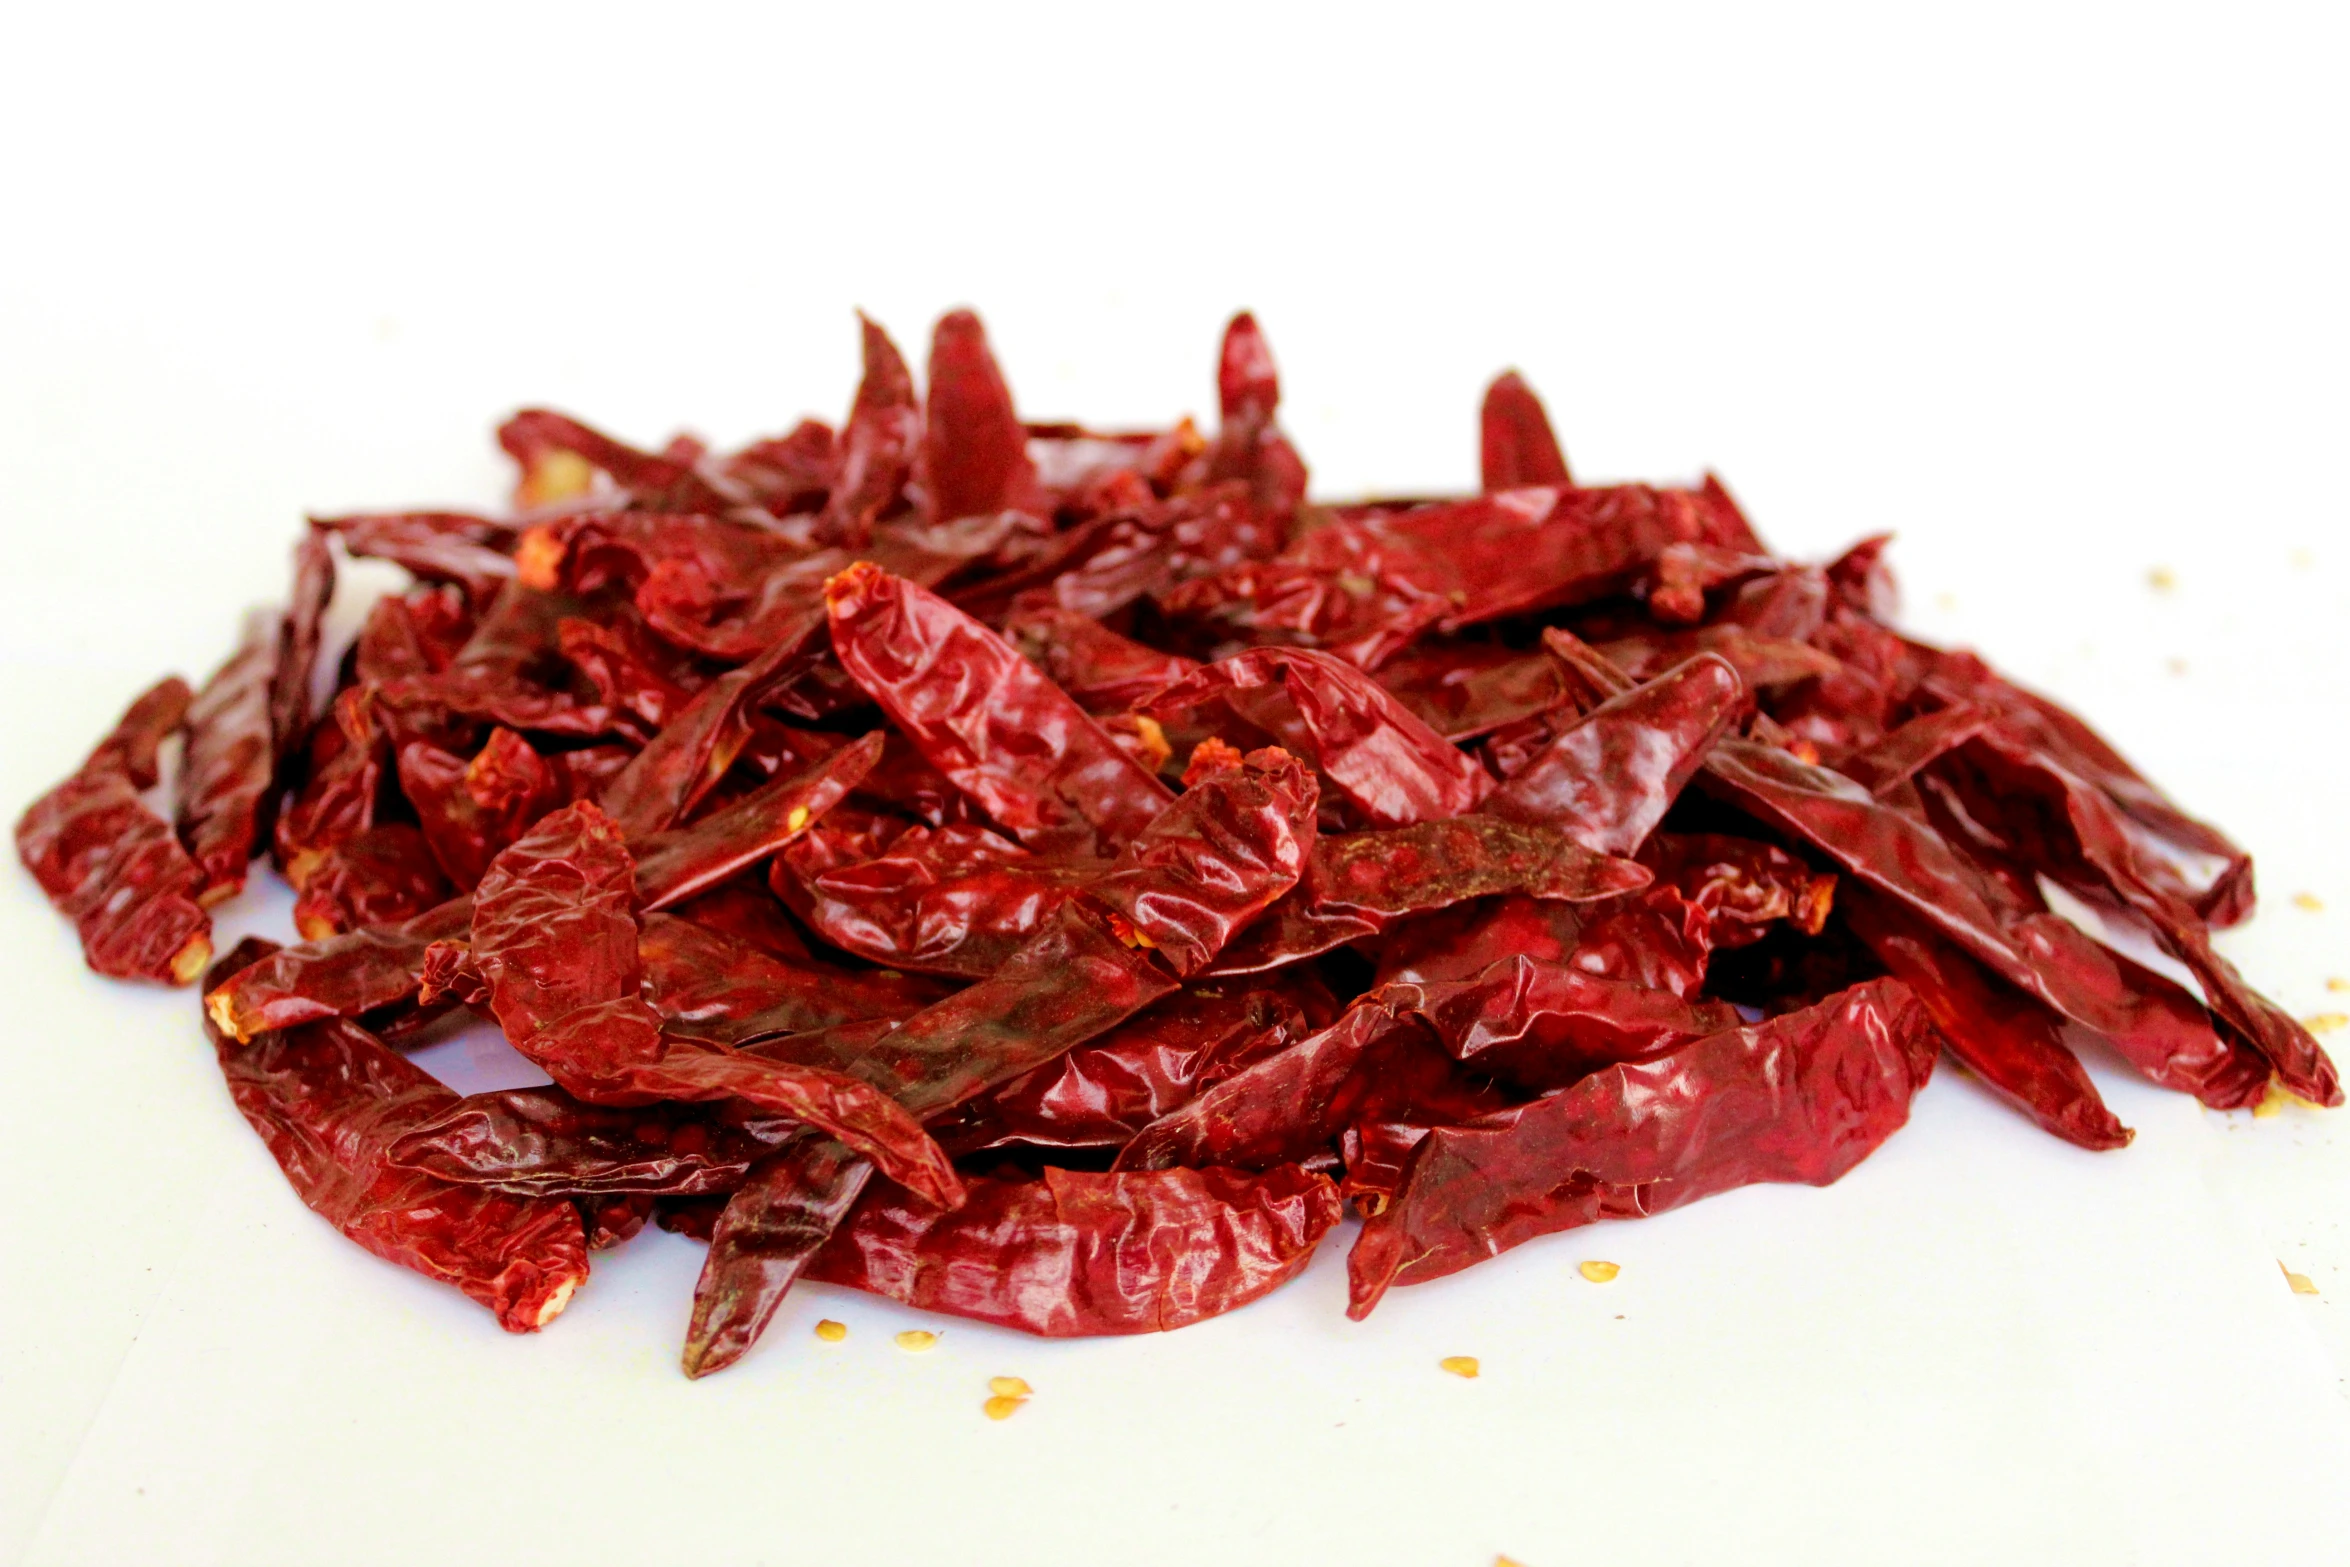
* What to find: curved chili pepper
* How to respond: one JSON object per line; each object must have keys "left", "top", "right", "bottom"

{"left": 1346, "top": 977, "right": 1940, "bottom": 1318}
{"left": 270, "top": 525, "right": 335, "bottom": 774}
{"left": 205, "top": 897, "right": 473, "bottom": 1043}
{"left": 470, "top": 801, "right": 965, "bottom": 1209}
{"left": 921, "top": 308, "right": 1040, "bottom": 524}
{"left": 631, "top": 732, "right": 885, "bottom": 911}
{"left": 203, "top": 940, "right": 589, "bottom": 1333}
{"left": 639, "top": 912, "right": 945, "bottom": 1043}
{"left": 398, "top": 728, "right": 563, "bottom": 888}
{"left": 820, "top": 313, "right": 921, "bottom": 547}
{"left": 16, "top": 676, "right": 213, "bottom": 984}
{"left": 387, "top": 1087, "right": 795, "bottom": 1196}
{"left": 804, "top": 1163, "right": 1343, "bottom": 1336}
{"left": 683, "top": 1138, "right": 874, "bottom": 1378}
{"left": 177, "top": 616, "right": 278, "bottom": 904}
{"left": 825, "top": 562, "right": 1173, "bottom": 853}
{"left": 1482, "top": 653, "right": 1745, "bottom": 854}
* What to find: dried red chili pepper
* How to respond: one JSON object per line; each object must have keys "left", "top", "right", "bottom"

{"left": 1141, "top": 647, "right": 1489, "bottom": 828}
{"left": 398, "top": 727, "right": 563, "bottom": 888}
{"left": 639, "top": 912, "right": 945, "bottom": 1043}
{"left": 826, "top": 562, "right": 1173, "bottom": 853}
{"left": 1208, "top": 815, "right": 1649, "bottom": 975}
{"left": 1479, "top": 370, "right": 1572, "bottom": 491}
{"left": 683, "top": 1137, "right": 875, "bottom": 1377}
{"left": 205, "top": 897, "right": 473, "bottom": 1043}
{"left": 176, "top": 616, "right": 278, "bottom": 904}
{"left": 270, "top": 526, "right": 336, "bottom": 773}
{"left": 1346, "top": 977, "right": 1940, "bottom": 1317}
{"left": 318, "top": 510, "right": 519, "bottom": 608}
{"left": 290, "top": 823, "right": 453, "bottom": 940}
{"left": 920, "top": 308, "right": 1040, "bottom": 524}
{"left": 804, "top": 1163, "right": 1343, "bottom": 1336}
{"left": 630, "top": 732, "right": 884, "bottom": 911}
{"left": 17, "top": 676, "right": 213, "bottom": 983}
{"left": 203, "top": 939, "right": 589, "bottom": 1332}
{"left": 387, "top": 1087, "right": 795, "bottom": 1196}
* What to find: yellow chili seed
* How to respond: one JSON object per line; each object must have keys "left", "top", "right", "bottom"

{"left": 894, "top": 1330, "right": 939, "bottom": 1352}
{"left": 2327, "top": 977, "right": 2349, "bottom": 993}
{"left": 2303, "top": 1013, "right": 2348, "bottom": 1033}
{"left": 983, "top": 1395, "right": 1026, "bottom": 1420}
{"left": 813, "top": 1319, "right": 847, "bottom": 1342}
{"left": 2293, "top": 892, "right": 2325, "bottom": 912}
{"left": 1580, "top": 1260, "right": 1621, "bottom": 1283}
{"left": 2147, "top": 566, "right": 2176, "bottom": 591}
{"left": 1439, "top": 1356, "right": 1480, "bottom": 1378}
{"left": 988, "top": 1376, "right": 1032, "bottom": 1398}
{"left": 1497, "top": 1557, "right": 1529, "bottom": 1567}
{"left": 786, "top": 804, "right": 810, "bottom": 832}
{"left": 2281, "top": 1266, "right": 2319, "bottom": 1296}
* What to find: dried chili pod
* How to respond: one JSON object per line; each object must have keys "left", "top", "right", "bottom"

{"left": 819, "top": 313, "right": 921, "bottom": 546}
{"left": 273, "top": 687, "right": 388, "bottom": 885}
{"left": 1372, "top": 641, "right": 1574, "bottom": 743}
{"left": 1393, "top": 955, "right": 1743, "bottom": 1093}
{"left": 1208, "top": 816, "right": 1650, "bottom": 975}
{"left": 387, "top": 1088, "right": 793, "bottom": 1196}
{"left": 1003, "top": 599, "right": 1203, "bottom": 713}
{"left": 498, "top": 407, "right": 737, "bottom": 515}
{"left": 640, "top": 913, "right": 945, "bottom": 1042}
{"left": 1481, "top": 653, "right": 1745, "bottom": 855}
{"left": 291, "top": 823, "right": 453, "bottom": 940}
{"left": 804, "top": 1163, "right": 1342, "bottom": 1336}
{"left": 596, "top": 635, "right": 810, "bottom": 837}
{"left": 1931, "top": 733, "right": 2341, "bottom": 1106}
{"left": 203, "top": 940, "right": 589, "bottom": 1332}
{"left": 269, "top": 526, "right": 335, "bottom": 774}
{"left": 943, "top": 977, "right": 1321, "bottom": 1154}
{"left": 176, "top": 614, "right": 278, "bottom": 904}
{"left": 205, "top": 897, "right": 473, "bottom": 1042}
{"left": 1200, "top": 312, "right": 1309, "bottom": 524}
{"left": 631, "top": 732, "right": 885, "bottom": 911}
{"left": 825, "top": 562, "right": 1173, "bottom": 853}
{"left": 1345, "top": 977, "right": 1939, "bottom": 1317}
{"left": 1086, "top": 745, "right": 1317, "bottom": 976}
{"left": 1637, "top": 832, "right": 1835, "bottom": 948}
{"left": 772, "top": 814, "right": 1106, "bottom": 978}
{"left": 16, "top": 675, "right": 213, "bottom": 984}
{"left": 318, "top": 510, "right": 519, "bottom": 607}
{"left": 1478, "top": 370, "right": 1571, "bottom": 490}
{"left": 682, "top": 1138, "right": 875, "bottom": 1377}
{"left": 1843, "top": 885, "right": 2130, "bottom": 1150}
{"left": 920, "top": 308, "right": 1040, "bottom": 523}
{"left": 1141, "top": 647, "right": 1489, "bottom": 828}
{"left": 398, "top": 727, "right": 563, "bottom": 889}
{"left": 470, "top": 801, "right": 964, "bottom": 1208}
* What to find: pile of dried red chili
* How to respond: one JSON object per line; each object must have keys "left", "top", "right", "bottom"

{"left": 19, "top": 310, "right": 2337, "bottom": 1376}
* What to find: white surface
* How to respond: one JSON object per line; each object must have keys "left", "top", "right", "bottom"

{"left": 4, "top": 5, "right": 2348, "bottom": 1564}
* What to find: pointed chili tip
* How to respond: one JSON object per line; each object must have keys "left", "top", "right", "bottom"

{"left": 1217, "top": 311, "right": 1280, "bottom": 422}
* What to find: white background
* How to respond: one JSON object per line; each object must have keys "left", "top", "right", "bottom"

{"left": 4, "top": 4, "right": 2347, "bottom": 1564}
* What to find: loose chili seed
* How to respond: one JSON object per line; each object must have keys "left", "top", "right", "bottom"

{"left": 988, "top": 1376, "right": 1032, "bottom": 1398}
{"left": 2281, "top": 1266, "right": 2319, "bottom": 1296}
{"left": 2329, "top": 978, "right": 2350, "bottom": 993}
{"left": 895, "top": 1330, "right": 939, "bottom": 1352}
{"left": 983, "top": 1394, "right": 1026, "bottom": 1420}
{"left": 2294, "top": 893, "right": 2326, "bottom": 912}
{"left": 814, "top": 1319, "right": 848, "bottom": 1342}
{"left": 23, "top": 304, "right": 2336, "bottom": 1378}
{"left": 1439, "top": 1356, "right": 1480, "bottom": 1378}
{"left": 2147, "top": 567, "right": 2176, "bottom": 591}
{"left": 1579, "top": 1261, "right": 1621, "bottom": 1283}
{"left": 2303, "top": 1014, "right": 2347, "bottom": 1033}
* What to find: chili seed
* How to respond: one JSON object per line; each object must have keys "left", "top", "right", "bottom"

{"left": 814, "top": 1319, "right": 847, "bottom": 1342}
{"left": 983, "top": 1394, "right": 1026, "bottom": 1420}
{"left": 1439, "top": 1355, "right": 1479, "bottom": 1378}
{"left": 2327, "top": 978, "right": 2349, "bottom": 993}
{"left": 2148, "top": 566, "right": 2176, "bottom": 591}
{"left": 785, "top": 804, "right": 810, "bottom": 833}
{"left": 989, "top": 1375, "right": 1032, "bottom": 1398}
{"left": 2281, "top": 1265, "right": 2319, "bottom": 1296}
{"left": 895, "top": 1329, "right": 939, "bottom": 1351}
{"left": 2302, "top": 1013, "right": 2348, "bottom": 1033}
{"left": 1580, "top": 1260, "right": 1621, "bottom": 1283}
{"left": 2293, "top": 892, "right": 2325, "bottom": 912}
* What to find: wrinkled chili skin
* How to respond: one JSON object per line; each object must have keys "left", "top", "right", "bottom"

{"left": 806, "top": 1164, "right": 1342, "bottom": 1337}
{"left": 291, "top": 823, "right": 454, "bottom": 940}
{"left": 825, "top": 563, "right": 1172, "bottom": 854}
{"left": 1209, "top": 815, "right": 1649, "bottom": 975}
{"left": 16, "top": 676, "right": 214, "bottom": 984}
{"left": 1142, "top": 647, "right": 1489, "bottom": 829}
{"left": 177, "top": 618, "right": 279, "bottom": 904}
{"left": 1086, "top": 746, "right": 1317, "bottom": 976}
{"left": 682, "top": 1138, "right": 873, "bottom": 1378}
{"left": 1479, "top": 370, "right": 1571, "bottom": 491}
{"left": 202, "top": 940, "right": 590, "bottom": 1332}
{"left": 387, "top": 1087, "right": 794, "bottom": 1196}
{"left": 470, "top": 801, "right": 966, "bottom": 1209}
{"left": 1346, "top": 978, "right": 1939, "bottom": 1317}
